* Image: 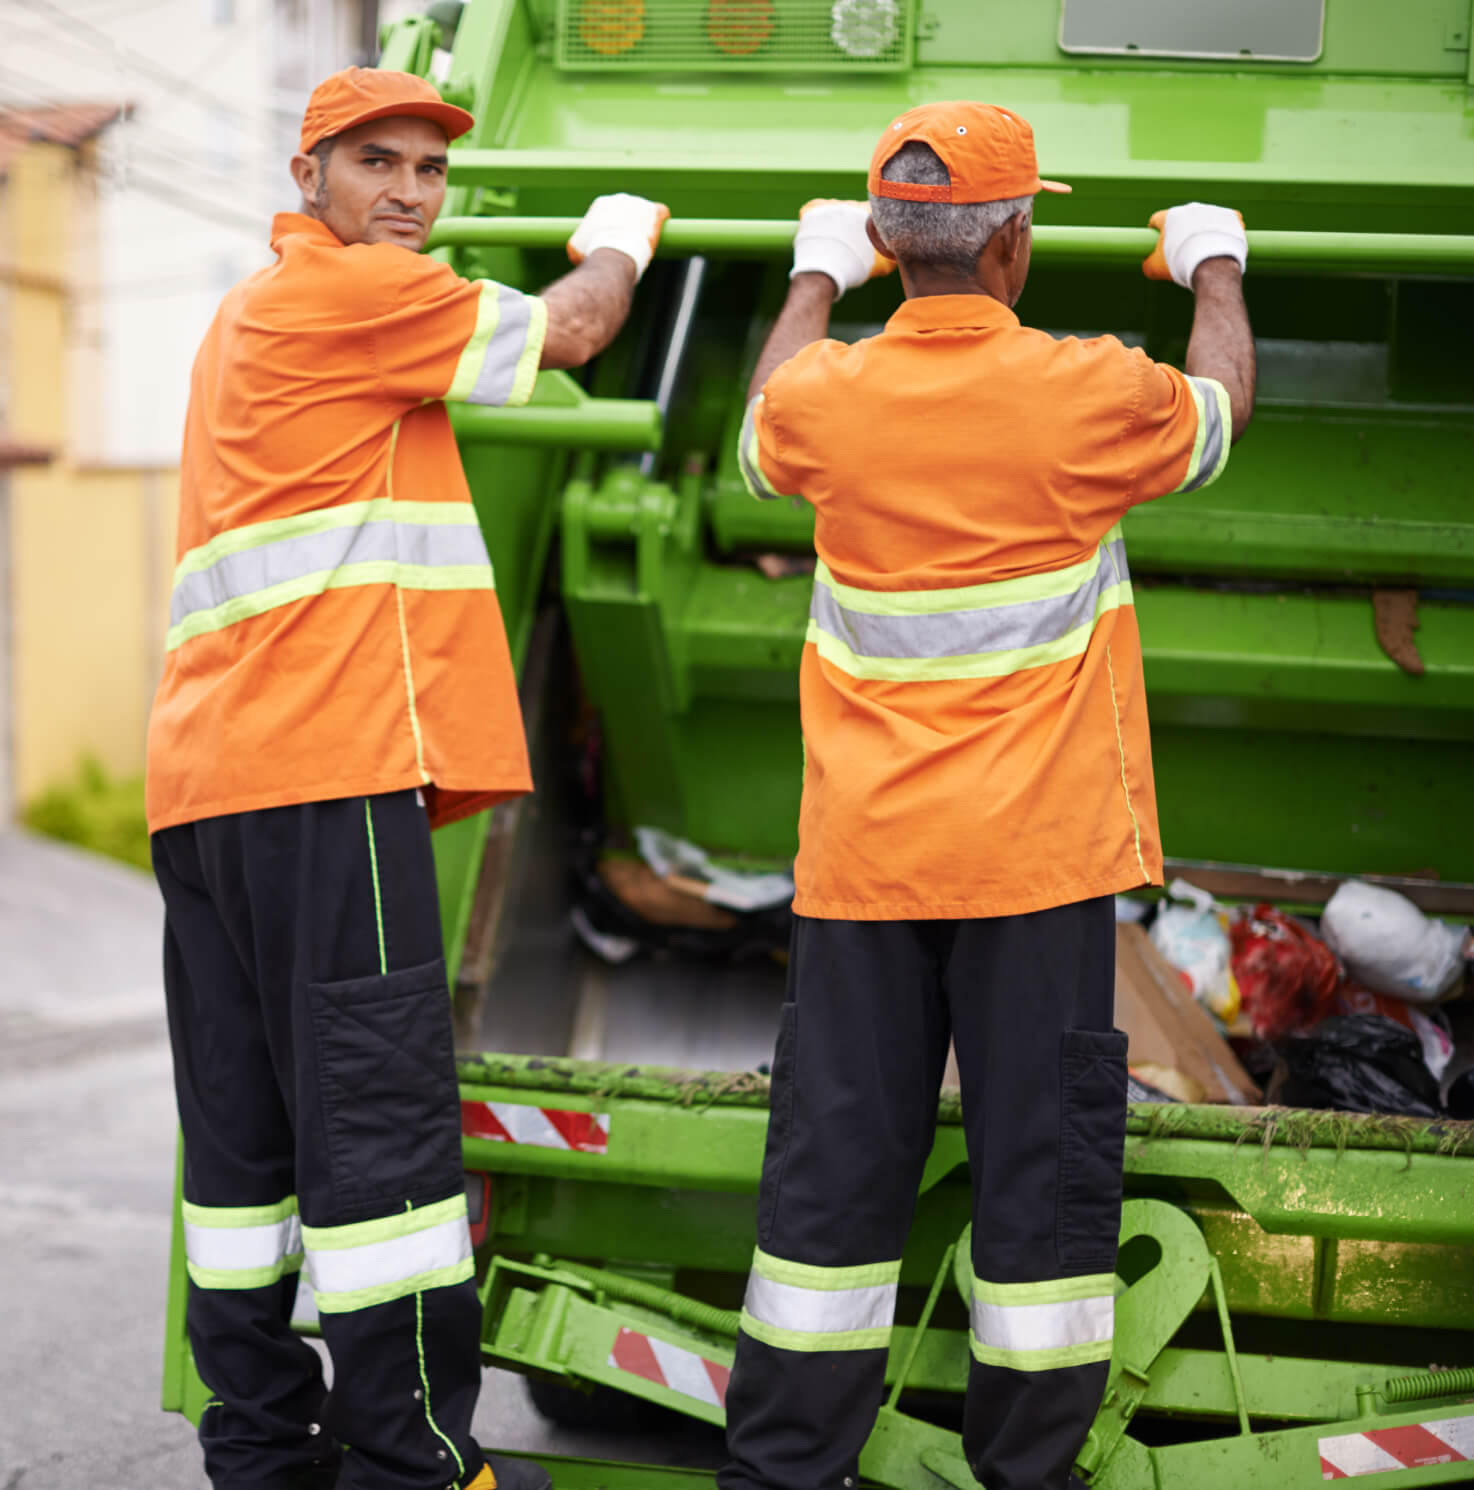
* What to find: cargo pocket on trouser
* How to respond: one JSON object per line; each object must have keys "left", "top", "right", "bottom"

{"left": 756, "top": 1000, "right": 798, "bottom": 1250}
{"left": 306, "top": 957, "right": 463, "bottom": 1219}
{"left": 1055, "top": 1028, "right": 1129, "bottom": 1271}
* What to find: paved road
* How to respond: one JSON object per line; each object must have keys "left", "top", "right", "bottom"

{"left": 0, "top": 831, "right": 733, "bottom": 1489}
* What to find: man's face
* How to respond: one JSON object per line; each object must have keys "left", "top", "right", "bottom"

{"left": 295, "top": 116, "right": 450, "bottom": 250}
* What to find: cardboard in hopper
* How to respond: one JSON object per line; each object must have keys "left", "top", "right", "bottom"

{"left": 1115, "top": 922, "right": 1260, "bottom": 1104}
{"left": 938, "top": 924, "right": 1259, "bottom": 1104}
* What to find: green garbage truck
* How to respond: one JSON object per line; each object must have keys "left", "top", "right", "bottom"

{"left": 165, "top": 1, "right": 1474, "bottom": 1484}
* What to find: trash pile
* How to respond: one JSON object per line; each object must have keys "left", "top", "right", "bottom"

{"left": 571, "top": 796, "right": 1474, "bottom": 1121}
{"left": 572, "top": 825, "right": 794, "bottom": 965}
{"left": 1120, "top": 877, "right": 1473, "bottom": 1116}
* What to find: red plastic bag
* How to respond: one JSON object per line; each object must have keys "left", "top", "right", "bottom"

{"left": 1229, "top": 904, "right": 1341, "bottom": 1041}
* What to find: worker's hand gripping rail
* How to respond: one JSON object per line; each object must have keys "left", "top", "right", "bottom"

{"left": 430, "top": 216, "right": 1474, "bottom": 276}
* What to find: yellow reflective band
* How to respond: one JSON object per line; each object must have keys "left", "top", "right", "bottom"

{"left": 812, "top": 544, "right": 1111, "bottom": 618}
{"left": 510, "top": 295, "right": 548, "bottom": 408}
{"left": 1172, "top": 375, "right": 1231, "bottom": 495}
{"left": 737, "top": 396, "right": 790, "bottom": 502}
{"left": 445, "top": 281, "right": 504, "bottom": 405}
{"left": 165, "top": 561, "right": 494, "bottom": 652}
{"left": 302, "top": 1196, "right": 473, "bottom": 1315}
{"left": 739, "top": 1249, "right": 902, "bottom": 1354}
{"left": 183, "top": 1196, "right": 303, "bottom": 1291}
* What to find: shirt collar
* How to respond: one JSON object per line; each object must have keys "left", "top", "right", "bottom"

{"left": 270, "top": 212, "right": 344, "bottom": 251}
{"left": 885, "top": 293, "right": 1020, "bottom": 334}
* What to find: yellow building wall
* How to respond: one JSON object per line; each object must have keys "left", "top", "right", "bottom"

{"left": 6, "top": 138, "right": 179, "bottom": 806}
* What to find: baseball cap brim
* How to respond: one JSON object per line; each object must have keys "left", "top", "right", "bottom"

{"left": 1039, "top": 178, "right": 1072, "bottom": 194}
{"left": 303, "top": 98, "right": 474, "bottom": 152}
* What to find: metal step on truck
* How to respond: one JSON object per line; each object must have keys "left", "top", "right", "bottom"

{"left": 164, "top": 1, "right": 1474, "bottom": 1485}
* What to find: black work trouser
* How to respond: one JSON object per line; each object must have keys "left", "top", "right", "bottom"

{"left": 719, "top": 902, "right": 1125, "bottom": 1490}
{"left": 153, "top": 791, "right": 483, "bottom": 1490}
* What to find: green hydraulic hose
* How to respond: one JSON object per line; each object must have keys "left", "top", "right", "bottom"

{"left": 541, "top": 1256, "right": 742, "bottom": 1338}
{"left": 427, "top": 217, "right": 1474, "bottom": 276}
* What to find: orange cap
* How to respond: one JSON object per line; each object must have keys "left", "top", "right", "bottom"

{"left": 299, "top": 68, "right": 474, "bottom": 154}
{"left": 868, "top": 101, "right": 1071, "bottom": 204}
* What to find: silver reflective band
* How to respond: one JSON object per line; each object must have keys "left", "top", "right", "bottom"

{"left": 812, "top": 534, "right": 1128, "bottom": 662}
{"left": 467, "top": 286, "right": 535, "bottom": 407}
{"left": 968, "top": 1273, "right": 1116, "bottom": 1371}
{"left": 971, "top": 1292, "right": 1113, "bottom": 1354}
{"left": 737, "top": 396, "right": 787, "bottom": 501}
{"left": 182, "top": 1200, "right": 302, "bottom": 1289}
{"left": 743, "top": 1273, "right": 897, "bottom": 1337}
{"left": 808, "top": 530, "right": 1131, "bottom": 682}
{"left": 446, "top": 281, "right": 547, "bottom": 408}
{"left": 1177, "top": 375, "right": 1231, "bottom": 493}
{"left": 165, "top": 500, "right": 495, "bottom": 652}
{"left": 304, "top": 1212, "right": 472, "bottom": 1313}
{"left": 170, "top": 519, "right": 491, "bottom": 628}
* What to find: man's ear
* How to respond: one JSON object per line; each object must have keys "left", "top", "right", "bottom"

{"left": 288, "top": 151, "right": 320, "bottom": 203}
{"left": 994, "top": 212, "right": 1025, "bottom": 268}
{"left": 865, "top": 214, "right": 897, "bottom": 263}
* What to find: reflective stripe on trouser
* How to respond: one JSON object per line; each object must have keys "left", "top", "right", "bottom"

{"left": 301, "top": 1194, "right": 474, "bottom": 1314}
{"left": 807, "top": 526, "right": 1132, "bottom": 683}
{"left": 969, "top": 1270, "right": 1115, "bottom": 1371}
{"left": 183, "top": 1195, "right": 303, "bottom": 1289}
{"left": 718, "top": 909, "right": 1122, "bottom": 1490}
{"left": 166, "top": 498, "right": 495, "bottom": 652}
{"left": 739, "top": 1248, "right": 900, "bottom": 1352}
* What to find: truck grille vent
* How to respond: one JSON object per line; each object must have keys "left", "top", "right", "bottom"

{"left": 556, "top": 0, "right": 915, "bottom": 71}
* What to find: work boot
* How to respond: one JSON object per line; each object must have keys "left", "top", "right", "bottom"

{"left": 463, "top": 1454, "right": 554, "bottom": 1490}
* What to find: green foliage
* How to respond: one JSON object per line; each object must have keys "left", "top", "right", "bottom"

{"left": 23, "top": 755, "right": 150, "bottom": 872}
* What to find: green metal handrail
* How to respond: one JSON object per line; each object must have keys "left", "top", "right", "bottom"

{"left": 428, "top": 216, "right": 1474, "bottom": 275}
{"left": 448, "top": 398, "right": 661, "bottom": 450}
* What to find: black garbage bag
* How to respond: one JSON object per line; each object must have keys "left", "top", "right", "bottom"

{"left": 1267, "top": 1014, "right": 1442, "bottom": 1117}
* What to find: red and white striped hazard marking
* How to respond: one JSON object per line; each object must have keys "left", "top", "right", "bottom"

{"left": 1320, "top": 1417, "right": 1474, "bottom": 1478}
{"left": 608, "top": 1327, "right": 730, "bottom": 1410}
{"left": 460, "top": 1100, "right": 610, "bottom": 1154}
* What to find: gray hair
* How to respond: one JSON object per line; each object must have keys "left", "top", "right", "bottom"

{"left": 868, "top": 142, "right": 1031, "bottom": 276}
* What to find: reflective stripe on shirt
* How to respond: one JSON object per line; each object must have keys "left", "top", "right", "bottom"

{"left": 969, "top": 1271, "right": 1116, "bottom": 1372}
{"left": 737, "top": 396, "right": 789, "bottom": 501}
{"left": 1175, "top": 376, "right": 1231, "bottom": 493}
{"left": 182, "top": 1196, "right": 303, "bottom": 1290}
{"left": 738, "top": 1247, "right": 900, "bottom": 1352}
{"left": 445, "top": 281, "right": 547, "bottom": 408}
{"left": 301, "top": 1193, "right": 473, "bottom": 1314}
{"left": 166, "top": 498, "right": 493, "bottom": 652}
{"left": 807, "top": 527, "right": 1131, "bottom": 683}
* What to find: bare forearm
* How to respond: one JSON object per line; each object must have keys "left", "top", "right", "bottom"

{"left": 1186, "top": 259, "right": 1256, "bottom": 442}
{"left": 538, "top": 248, "right": 638, "bottom": 370}
{"left": 748, "top": 273, "right": 837, "bottom": 403}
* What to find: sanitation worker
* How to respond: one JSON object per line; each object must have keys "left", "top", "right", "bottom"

{"left": 720, "top": 102, "right": 1254, "bottom": 1490}
{"left": 145, "top": 67, "right": 667, "bottom": 1490}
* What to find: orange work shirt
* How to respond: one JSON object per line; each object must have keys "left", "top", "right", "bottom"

{"left": 146, "top": 213, "right": 547, "bottom": 834}
{"left": 738, "top": 293, "right": 1231, "bottom": 920}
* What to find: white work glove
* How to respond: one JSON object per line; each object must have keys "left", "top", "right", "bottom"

{"left": 567, "top": 193, "right": 670, "bottom": 279}
{"left": 791, "top": 198, "right": 896, "bottom": 298}
{"left": 1143, "top": 202, "right": 1247, "bottom": 289}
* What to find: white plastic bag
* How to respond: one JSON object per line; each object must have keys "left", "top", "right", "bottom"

{"left": 1320, "top": 881, "right": 1468, "bottom": 1003}
{"left": 1149, "top": 879, "right": 1241, "bottom": 1024}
